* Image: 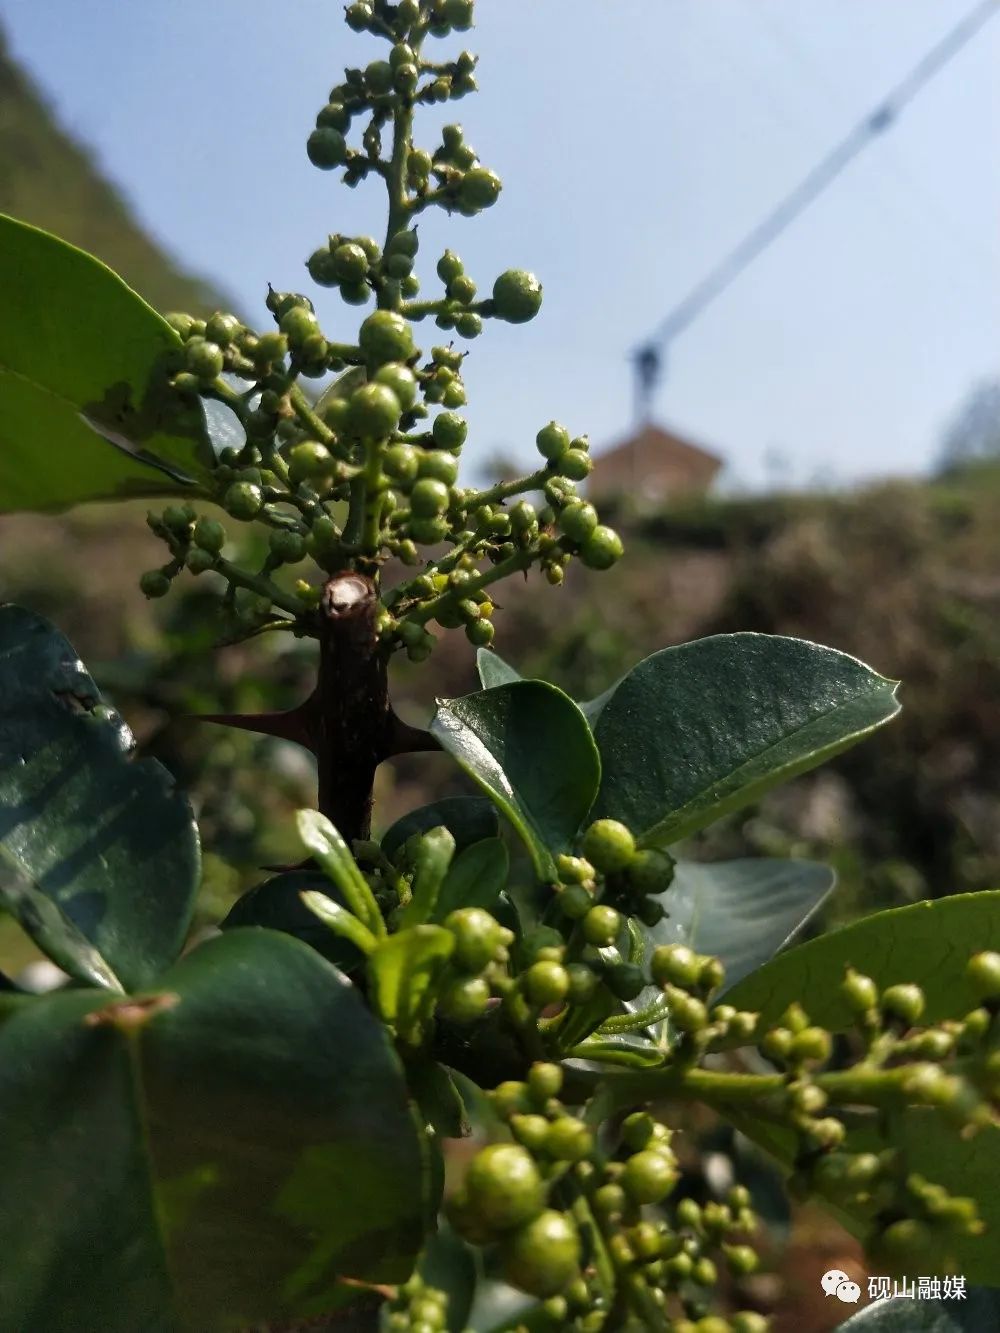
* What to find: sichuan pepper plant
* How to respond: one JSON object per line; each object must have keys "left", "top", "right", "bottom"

{"left": 0, "top": 3, "right": 999, "bottom": 1331}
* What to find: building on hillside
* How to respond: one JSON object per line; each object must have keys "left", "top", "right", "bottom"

{"left": 588, "top": 421, "right": 724, "bottom": 505}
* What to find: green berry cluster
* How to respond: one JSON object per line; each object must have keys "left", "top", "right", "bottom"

{"left": 449, "top": 1064, "right": 767, "bottom": 1329}
{"left": 145, "top": 0, "right": 622, "bottom": 650}
{"left": 383, "top": 1271, "right": 451, "bottom": 1332}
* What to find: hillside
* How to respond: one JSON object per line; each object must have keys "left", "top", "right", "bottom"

{"left": 0, "top": 24, "right": 229, "bottom": 317}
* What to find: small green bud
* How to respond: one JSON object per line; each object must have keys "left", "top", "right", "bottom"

{"left": 437, "top": 250, "right": 464, "bottom": 284}
{"left": 510, "top": 1114, "right": 551, "bottom": 1153}
{"left": 791, "top": 1026, "right": 832, "bottom": 1064}
{"left": 432, "top": 411, "right": 468, "bottom": 450}
{"left": 842, "top": 968, "right": 879, "bottom": 1015}
{"left": 527, "top": 1061, "right": 563, "bottom": 1102}
{"left": 566, "top": 963, "right": 599, "bottom": 1004}
{"left": 306, "top": 127, "right": 347, "bottom": 169}
{"left": 882, "top": 983, "right": 925, "bottom": 1027}
{"left": 185, "top": 546, "right": 215, "bottom": 575}
{"left": 269, "top": 529, "right": 307, "bottom": 564}
{"left": 185, "top": 338, "right": 224, "bottom": 381}
{"left": 559, "top": 449, "right": 592, "bottom": 481}
{"left": 966, "top": 951, "right": 1000, "bottom": 1002}
{"left": 536, "top": 421, "right": 570, "bottom": 461}
{"left": 445, "top": 906, "right": 505, "bottom": 973}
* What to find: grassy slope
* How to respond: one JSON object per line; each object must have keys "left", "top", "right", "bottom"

{"left": 0, "top": 25, "right": 230, "bottom": 317}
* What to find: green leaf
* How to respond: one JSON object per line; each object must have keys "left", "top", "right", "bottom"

{"left": 649, "top": 857, "right": 835, "bottom": 995}
{"left": 431, "top": 681, "right": 601, "bottom": 880}
{"left": 296, "top": 808, "right": 385, "bottom": 937}
{"left": 476, "top": 647, "right": 523, "bottom": 689}
{"left": 434, "top": 837, "right": 510, "bottom": 920}
{"left": 368, "top": 924, "right": 454, "bottom": 1041}
{"left": 417, "top": 1226, "right": 478, "bottom": 1333}
{"left": 835, "top": 1287, "right": 1000, "bottom": 1330}
{"left": 220, "top": 868, "right": 363, "bottom": 972}
{"left": 301, "top": 891, "right": 379, "bottom": 955}
{"left": 0, "top": 214, "right": 213, "bottom": 512}
{"left": 408, "top": 1059, "right": 470, "bottom": 1139}
{"left": 396, "top": 825, "right": 456, "bottom": 929}
{"left": 588, "top": 633, "right": 900, "bottom": 846}
{"left": 725, "top": 891, "right": 1000, "bottom": 1032}
{"left": 0, "top": 929, "right": 427, "bottom": 1330}
{"left": 381, "top": 796, "right": 500, "bottom": 861}
{"left": 0, "top": 606, "right": 199, "bottom": 990}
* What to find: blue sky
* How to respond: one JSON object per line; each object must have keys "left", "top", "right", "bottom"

{"left": 4, "top": 1, "right": 998, "bottom": 489}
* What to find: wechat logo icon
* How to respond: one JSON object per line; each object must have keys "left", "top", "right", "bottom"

{"left": 822, "top": 1269, "right": 861, "bottom": 1304}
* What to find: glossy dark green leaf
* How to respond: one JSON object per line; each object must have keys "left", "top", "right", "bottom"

{"left": 381, "top": 796, "right": 500, "bottom": 861}
{"left": 0, "top": 606, "right": 200, "bottom": 990}
{"left": 467, "top": 1281, "right": 547, "bottom": 1333}
{"left": 649, "top": 857, "right": 835, "bottom": 995}
{"left": 409, "top": 1060, "right": 470, "bottom": 1139}
{"left": 368, "top": 924, "right": 454, "bottom": 1040}
{"left": 588, "top": 634, "right": 900, "bottom": 846}
{"left": 0, "top": 929, "right": 427, "bottom": 1331}
{"left": 221, "top": 869, "right": 364, "bottom": 972}
{"left": 431, "top": 681, "right": 601, "bottom": 880}
{"left": 476, "top": 647, "right": 523, "bottom": 689}
{"left": 0, "top": 214, "right": 213, "bottom": 512}
{"left": 726, "top": 891, "right": 1000, "bottom": 1033}
{"left": 836, "top": 1287, "right": 1000, "bottom": 1330}
{"left": 434, "top": 837, "right": 510, "bottom": 920}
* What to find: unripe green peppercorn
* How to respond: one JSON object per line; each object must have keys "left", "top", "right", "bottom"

{"left": 331, "top": 242, "right": 369, "bottom": 283}
{"left": 359, "top": 309, "right": 415, "bottom": 364}
{"left": 493, "top": 269, "right": 543, "bottom": 323}
{"left": 580, "top": 525, "right": 624, "bottom": 570}
{"left": 791, "top": 1026, "right": 833, "bottom": 1064}
{"left": 288, "top": 441, "right": 333, "bottom": 483}
{"left": 501, "top": 1210, "right": 580, "bottom": 1299}
{"left": 444, "top": 906, "right": 504, "bottom": 972}
{"left": 536, "top": 421, "right": 570, "bottom": 461}
{"left": 418, "top": 451, "right": 459, "bottom": 485}
{"left": 140, "top": 570, "right": 171, "bottom": 598}
{"left": 882, "top": 983, "right": 925, "bottom": 1026}
{"left": 582, "top": 904, "right": 621, "bottom": 948}
{"left": 307, "top": 127, "right": 347, "bottom": 169}
{"left": 581, "top": 818, "right": 636, "bottom": 873}
{"left": 558, "top": 884, "right": 593, "bottom": 920}
{"left": 557, "top": 501, "right": 599, "bottom": 542}
{"left": 567, "top": 963, "right": 599, "bottom": 1004}
{"left": 605, "top": 963, "right": 647, "bottom": 1001}
{"left": 527, "top": 1061, "right": 563, "bottom": 1101}
{"left": 224, "top": 482, "right": 263, "bottom": 520}
{"left": 457, "top": 311, "right": 483, "bottom": 338}
{"left": 437, "top": 250, "right": 464, "bottom": 284}
{"left": 205, "top": 312, "right": 240, "bottom": 346}
{"left": 384, "top": 444, "right": 419, "bottom": 485}
{"left": 510, "top": 1114, "right": 550, "bottom": 1153}
{"left": 623, "top": 1150, "right": 678, "bottom": 1205}
{"left": 193, "top": 517, "right": 225, "bottom": 553}
{"left": 651, "top": 944, "right": 701, "bottom": 989}
{"left": 411, "top": 477, "right": 450, "bottom": 517}
{"left": 185, "top": 546, "right": 215, "bottom": 575}
{"left": 349, "top": 383, "right": 402, "bottom": 437}
{"left": 466, "top": 619, "right": 495, "bottom": 647}
{"left": 439, "top": 975, "right": 490, "bottom": 1024}
{"left": 966, "top": 951, "right": 1000, "bottom": 1001}
{"left": 464, "top": 1144, "right": 545, "bottom": 1233}
{"left": 374, "top": 362, "right": 418, "bottom": 410}
{"left": 842, "top": 968, "right": 879, "bottom": 1014}
{"left": 185, "top": 338, "right": 224, "bottom": 381}
{"left": 545, "top": 1118, "right": 593, "bottom": 1163}
{"left": 559, "top": 449, "right": 592, "bottom": 481}
{"left": 524, "top": 960, "right": 570, "bottom": 1007}
{"left": 269, "top": 529, "right": 307, "bottom": 564}
{"left": 432, "top": 411, "right": 468, "bottom": 450}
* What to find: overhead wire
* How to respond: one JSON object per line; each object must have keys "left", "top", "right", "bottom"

{"left": 632, "top": 0, "right": 1000, "bottom": 413}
